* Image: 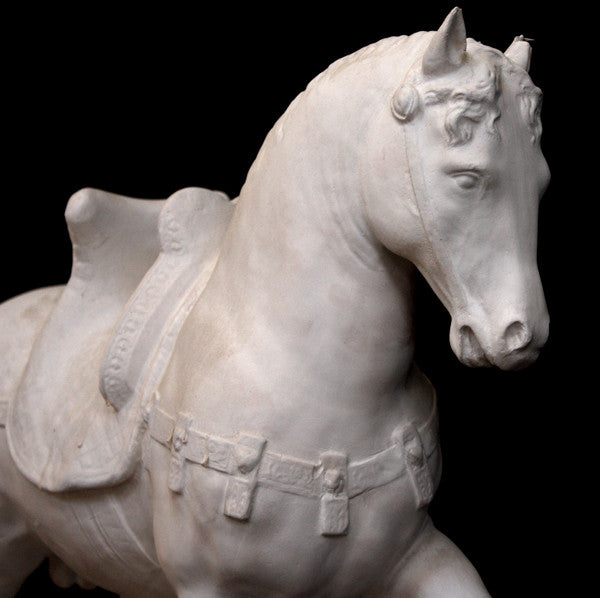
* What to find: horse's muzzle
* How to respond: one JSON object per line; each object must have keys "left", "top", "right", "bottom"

{"left": 451, "top": 315, "right": 549, "bottom": 371}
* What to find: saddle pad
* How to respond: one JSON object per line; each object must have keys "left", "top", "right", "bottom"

{"left": 7, "top": 186, "right": 234, "bottom": 491}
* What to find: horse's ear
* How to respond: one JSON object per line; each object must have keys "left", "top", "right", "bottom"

{"left": 422, "top": 6, "right": 467, "bottom": 77}
{"left": 504, "top": 36, "right": 532, "bottom": 72}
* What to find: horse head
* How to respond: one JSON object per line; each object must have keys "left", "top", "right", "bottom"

{"left": 361, "top": 7, "right": 550, "bottom": 370}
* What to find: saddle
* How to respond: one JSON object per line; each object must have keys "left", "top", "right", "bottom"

{"left": 6, "top": 186, "right": 234, "bottom": 491}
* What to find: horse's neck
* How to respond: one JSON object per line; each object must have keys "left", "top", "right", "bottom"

{"left": 165, "top": 42, "right": 437, "bottom": 454}
{"left": 208, "top": 105, "right": 417, "bottom": 404}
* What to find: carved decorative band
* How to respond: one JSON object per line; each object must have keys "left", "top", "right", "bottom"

{"left": 148, "top": 396, "right": 439, "bottom": 530}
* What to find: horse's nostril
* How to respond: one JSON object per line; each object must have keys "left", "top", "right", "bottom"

{"left": 503, "top": 321, "right": 532, "bottom": 353}
{"left": 459, "top": 325, "right": 476, "bottom": 348}
{"left": 458, "top": 325, "right": 488, "bottom": 366}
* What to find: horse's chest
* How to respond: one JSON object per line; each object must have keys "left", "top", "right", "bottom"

{"left": 152, "top": 318, "right": 439, "bottom": 593}
{"left": 213, "top": 471, "right": 426, "bottom": 594}
{"left": 151, "top": 434, "right": 437, "bottom": 596}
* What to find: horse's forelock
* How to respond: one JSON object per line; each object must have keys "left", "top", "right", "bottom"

{"left": 407, "top": 46, "right": 542, "bottom": 146}
{"left": 417, "top": 60, "right": 501, "bottom": 145}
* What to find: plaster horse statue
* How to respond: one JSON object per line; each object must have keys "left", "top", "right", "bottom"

{"left": 0, "top": 8, "right": 549, "bottom": 597}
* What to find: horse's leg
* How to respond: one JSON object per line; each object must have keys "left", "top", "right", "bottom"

{"left": 389, "top": 518, "right": 491, "bottom": 598}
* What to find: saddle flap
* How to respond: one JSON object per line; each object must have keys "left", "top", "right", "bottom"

{"left": 7, "top": 186, "right": 234, "bottom": 492}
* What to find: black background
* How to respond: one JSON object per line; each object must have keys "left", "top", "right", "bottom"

{"left": 3, "top": 2, "right": 591, "bottom": 596}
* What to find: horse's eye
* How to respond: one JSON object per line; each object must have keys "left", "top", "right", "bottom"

{"left": 452, "top": 172, "right": 482, "bottom": 190}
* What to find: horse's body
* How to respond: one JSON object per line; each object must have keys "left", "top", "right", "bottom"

{"left": 0, "top": 9, "right": 549, "bottom": 597}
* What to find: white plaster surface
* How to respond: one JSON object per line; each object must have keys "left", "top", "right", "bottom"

{"left": 0, "top": 8, "right": 551, "bottom": 597}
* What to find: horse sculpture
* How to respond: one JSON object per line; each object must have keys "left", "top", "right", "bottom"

{"left": 0, "top": 8, "right": 549, "bottom": 597}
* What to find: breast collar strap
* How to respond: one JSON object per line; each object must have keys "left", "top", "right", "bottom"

{"left": 147, "top": 395, "right": 439, "bottom": 536}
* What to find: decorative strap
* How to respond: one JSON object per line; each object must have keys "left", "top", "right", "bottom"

{"left": 148, "top": 397, "right": 439, "bottom": 535}
{"left": 168, "top": 412, "right": 194, "bottom": 494}
{"left": 259, "top": 451, "right": 319, "bottom": 497}
{"left": 319, "top": 451, "right": 349, "bottom": 536}
{"left": 223, "top": 433, "right": 267, "bottom": 520}
{"left": 395, "top": 422, "right": 435, "bottom": 508}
